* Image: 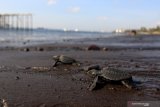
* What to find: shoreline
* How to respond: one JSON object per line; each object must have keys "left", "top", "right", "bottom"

{"left": 1, "top": 34, "right": 160, "bottom": 51}
{"left": 0, "top": 35, "right": 160, "bottom": 107}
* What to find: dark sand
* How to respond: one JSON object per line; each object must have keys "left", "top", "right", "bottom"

{"left": 0, "top": 35, "right": 160, "bottom": 107}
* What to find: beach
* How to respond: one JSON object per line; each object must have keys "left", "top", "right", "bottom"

{"left": 0, "top": 34, "right": 160, "bottom": 107}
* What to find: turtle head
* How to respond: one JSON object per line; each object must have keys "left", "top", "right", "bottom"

{"left": 52, "top": 55, "right": 60, "bottom": 61}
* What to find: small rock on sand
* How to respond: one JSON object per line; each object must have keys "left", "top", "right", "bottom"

{"left": 15, "top": 76, "right": 20, "bottom": 80}
{"left": 0, "top": 99, "right": 8, "bottom": 107}
{"left": 23, "top": 48, "right": 30, "bottom": 52}
{"left": 36, "top": 47, "right": 44, "bottom": 51}
{"left": 38, "top": 104, "right": 46, "bottom": 107}
{"left": 87, "top": 45, "right": 101, "bottom": 51}
{"left": 103, "top": 47, "right": 109, "bottom": 51}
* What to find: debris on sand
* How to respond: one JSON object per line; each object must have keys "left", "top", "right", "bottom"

{"left": 0, "top": 99, "right": 8, "bottom": 107}
{"left": 25, "top": 66, "right": 51, "bottom": 72}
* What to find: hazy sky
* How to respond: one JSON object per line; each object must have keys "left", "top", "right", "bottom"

{"left": 0, "top": 0, "right": 160, "bottom": 31}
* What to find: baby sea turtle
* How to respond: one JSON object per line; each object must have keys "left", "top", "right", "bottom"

{"left": 89, "top": 67, "right": 134, "bottom": 91}
{"left": 52, "top": 55, "right": 80, "bottom": 67}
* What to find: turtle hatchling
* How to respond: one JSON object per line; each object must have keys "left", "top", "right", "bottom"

{"left": 52, "top": 55, "right": 80, "bottom": 67}
{"left": 89, "top": 67, "right": 135, "bottom": 91}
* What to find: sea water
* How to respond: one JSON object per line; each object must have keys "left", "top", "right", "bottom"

{"left": 1, "top": 29, "right": 160, "bottom": 48}
{"left": 0, "top": 29, "right": 114, "bottom": 47}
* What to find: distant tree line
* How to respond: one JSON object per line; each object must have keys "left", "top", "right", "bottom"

{"left": 138, "top": 26, "right": 160, "bottom": 34}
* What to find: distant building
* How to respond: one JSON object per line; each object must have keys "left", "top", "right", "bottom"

{"left": 114, "top": 29, "right": 124, "bottom": 33}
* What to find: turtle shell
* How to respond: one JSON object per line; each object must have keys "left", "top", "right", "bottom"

{"left": 59, "top": 55, "right": 76, "bottom": 64}
{"left": 100, "top": 68, "right": 132, "bottom": 81}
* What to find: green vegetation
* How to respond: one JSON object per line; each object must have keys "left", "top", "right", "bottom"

{"left": 138, "top": 26, "right": 160, "bottom": 34}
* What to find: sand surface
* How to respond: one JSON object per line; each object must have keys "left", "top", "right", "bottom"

{"left": 0, "top": 35, "right": 160, "bottom": 107}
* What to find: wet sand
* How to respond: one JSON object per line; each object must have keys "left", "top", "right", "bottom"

{"left": 0, "top": 35, "right": 160, "bottom": 107}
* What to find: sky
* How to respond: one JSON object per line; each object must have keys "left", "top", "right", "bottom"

{"left": 0, "top": 0, "right": 160, "bottom": 31}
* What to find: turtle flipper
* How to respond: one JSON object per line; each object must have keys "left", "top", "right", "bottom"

{"left": 53, "top": 61, "right": 61, "bottom": 67}
{"left": 52, "top": 61, "right": 57, "bottom": 67}
{"left": 89, "top": 76, "right": 106, "bottom": 91}
{"left": 121, "top": 80, "right": 133, "bottom": 89}
{"left": 89, "top": 76, "right": 99, "bottom": 91}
